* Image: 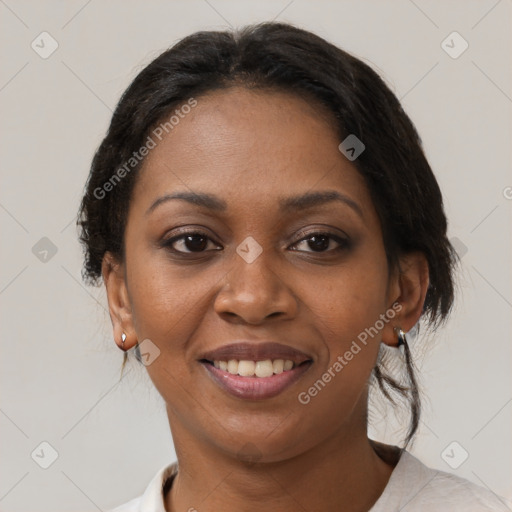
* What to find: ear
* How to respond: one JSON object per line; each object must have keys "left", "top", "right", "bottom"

{"left": 382, "top": 251, "right": 429, "bottom": 347}
{"left": 102, "top": 251, "right": 137, "bottom": 350}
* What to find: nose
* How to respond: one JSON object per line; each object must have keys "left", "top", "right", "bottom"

{"left": 214, "top": 246, "right": 298, "bottom": 325}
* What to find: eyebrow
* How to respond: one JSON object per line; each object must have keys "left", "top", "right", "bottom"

{"left": 146, "top": 190, "right": 363, "bottom": 219}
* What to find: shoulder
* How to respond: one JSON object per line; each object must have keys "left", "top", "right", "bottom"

{"left": 419, "top": 465, "right": 511, "bottom": 511}
{"left": 371, "top": 450, "right": 511, "bottom": 512}
{"left": 105, "top": 462, "right": 178, "bottom": 512}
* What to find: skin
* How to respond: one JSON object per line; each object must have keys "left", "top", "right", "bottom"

{"left": 102, "top": 86, "right": 429, "bottom": 512}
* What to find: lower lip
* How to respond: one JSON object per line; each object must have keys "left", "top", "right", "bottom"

{"left": 201, "top": 361, "right": 312, "bottom": 400}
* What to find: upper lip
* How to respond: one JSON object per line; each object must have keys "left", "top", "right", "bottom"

{"left": 199, "top": 342, "right": 312, "bottom": 365}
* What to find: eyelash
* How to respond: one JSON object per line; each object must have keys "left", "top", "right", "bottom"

{"left": 161, "top": 229, "right": 350, "bottom": 256}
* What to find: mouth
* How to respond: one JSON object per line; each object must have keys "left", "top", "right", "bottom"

{"left": 198, "top": 342, "right": 313, "bottom": 400}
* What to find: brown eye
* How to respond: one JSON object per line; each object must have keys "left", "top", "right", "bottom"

{"left": 162, "top": 231, "right": 220, "bottom": 254}
{"left": 291, "top": 231, "right": 349, "bottom": 253}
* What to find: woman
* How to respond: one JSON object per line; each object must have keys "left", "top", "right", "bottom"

{"left": 77, "top": 21, "right": 509, "bottom": 512}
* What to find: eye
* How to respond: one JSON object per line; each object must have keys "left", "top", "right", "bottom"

{"left": 290, "top": 231, "right": 349, "bottom": 253}
{"left": 160, "top": 229, "right": 349, "bottom": 256}
{"left": 161, "top": 230, "right": 221, "bottom": 254}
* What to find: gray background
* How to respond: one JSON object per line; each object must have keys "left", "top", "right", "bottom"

{"left": 1, "top": 0, "right": 511, "bottom": 510}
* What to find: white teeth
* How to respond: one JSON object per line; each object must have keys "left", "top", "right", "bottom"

{"left": 272, "top": 359, "right": 284, "bottom": 374}
{"left": 238, "top": 360, "right": 255, "bottom": 377}
{"left": 212, "top": 358, "right": 296, "bottom": 377}
{"left": 255, "top": 360, "right": 274, "bottom": 378}
{"left": 227, "top": 359, "right": 239, "bottom": 375}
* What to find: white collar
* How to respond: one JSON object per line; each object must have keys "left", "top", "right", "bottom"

{"left": 135, "top": 461, "right": 177, "bottom": 512}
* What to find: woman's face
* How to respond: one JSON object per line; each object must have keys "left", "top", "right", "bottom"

{"left": 106, "top": 87, "right": 404, "bottom": 462}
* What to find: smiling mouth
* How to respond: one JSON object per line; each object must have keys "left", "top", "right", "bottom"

{"left": 199, "top": 358, "right": 313, "bottom": 400}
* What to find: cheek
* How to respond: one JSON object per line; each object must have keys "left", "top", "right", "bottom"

{"left": 126, "top": 240, "right": 210, "bottom": 334}
{"left": 295, "top": 270, "right": 387, "bottom": 436}
{"left": 298, "top": 249, "right": 389, "bottom": 401}
{"left": 131, "top": 289, "right": 204, "bottom": 360}
{"left": 125, "top": 256, "right": 198, "bottom": 365}
{"left": 126, "top": 264, "right": 207, "bottom": 408}
{"left": 305, "top": 250, "right": 389, "bottom": 347}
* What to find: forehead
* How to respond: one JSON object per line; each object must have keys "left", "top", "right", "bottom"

{"left": 131, "top": 86, "right": 372, "bottom": 216}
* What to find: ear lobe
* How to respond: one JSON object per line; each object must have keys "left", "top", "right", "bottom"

{"left": 102, "top": 251, "right": 136, "bottom": 350}
{"left": 382, "top": 251, "right": 429, "bottom": 347}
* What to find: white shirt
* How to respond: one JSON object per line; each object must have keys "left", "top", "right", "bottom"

{"left": 108, "top": 450, "right": 510, "bottom": 511}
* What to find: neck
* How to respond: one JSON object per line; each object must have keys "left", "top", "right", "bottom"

{"left": 164, "top": 418, "right": 398, "bottom": 512}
